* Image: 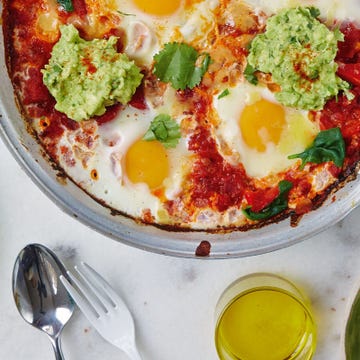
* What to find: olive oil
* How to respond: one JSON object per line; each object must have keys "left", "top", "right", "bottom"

{"left": 215, "top": 274, "right": 316, "bottom": 360}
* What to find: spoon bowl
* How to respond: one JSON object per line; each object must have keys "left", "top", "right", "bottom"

{"left": 12, "top": 243, "right": 74, "bottom": 359}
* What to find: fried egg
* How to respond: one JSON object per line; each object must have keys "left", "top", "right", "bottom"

{"left": 213, "top": 83, "right": 319, "bottom": 178}
{"left": 117, "top": 0, "right": 218, "bottom": 65}
{"left": 68, "top": 90, "right": 191, "bottom": 220}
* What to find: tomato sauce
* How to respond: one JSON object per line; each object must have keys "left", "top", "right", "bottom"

{"left": 337, "top": 23, "right": 360, "bottom": 63}
{"left": 188, "top": 126, "right": 249, "bottom": 212}
{"left": 320, "top": 22, "right": 360, "bottom": 167}
{"left": 129, "top": 82, "right": 148, "bottom": 110}
{"left": 94, "top": 104, "right": 123, "bottom": 125}
{"left": 243, "top": 186, "right": 280, "bottom": 213}
{"left": 71, "top": 0, "right": 88, "bottom": 17}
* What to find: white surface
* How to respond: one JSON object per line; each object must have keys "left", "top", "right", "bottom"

{"left": 1, "top": 136, "right": 360, "bottom": 360}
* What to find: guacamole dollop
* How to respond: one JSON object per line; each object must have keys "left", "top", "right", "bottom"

{"left": 42, "top": 24, "right": 143, "bottom": 121}
{"left": 247, "top": 7, "right": 351, "bottom": 110}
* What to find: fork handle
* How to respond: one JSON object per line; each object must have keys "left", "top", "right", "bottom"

{"left": 49, "top": 335, "right": 65, "bottom": 360}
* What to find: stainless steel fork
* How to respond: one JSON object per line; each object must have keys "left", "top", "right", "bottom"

{"left": 60, "top": 262, "right": 142, "bottom": 360}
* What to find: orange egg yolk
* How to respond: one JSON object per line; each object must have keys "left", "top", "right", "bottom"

{"left": 239, "top": 98, "right": 286, "bottom": 152}
{"left": 132, "top": 0, "right": 181, "bottom": 16}
{"left": 125, "top": 139, "right": 169, "bottom": 190}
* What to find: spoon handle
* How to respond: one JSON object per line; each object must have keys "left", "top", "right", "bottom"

{"left": 49, "top": 335, "right": 65, "bottom": 360}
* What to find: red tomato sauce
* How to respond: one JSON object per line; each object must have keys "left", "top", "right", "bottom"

{"left": 320, "top": 22, "right": 360, "bottom": 168}
{"left": 71, "top": 0, "right": 88, "bottom": 17}
{"left": 129, "top": 82, "right": 148, "bottom": 110}
{"left": 187, "top": 126, "right": 249, "bottom": 212}
{"left": 243, "top": 186, "right": 279, "bottom": 213}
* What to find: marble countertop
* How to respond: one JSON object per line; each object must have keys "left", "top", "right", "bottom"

{"left": 1, "top": 136, "right": 360, "bottom": 360}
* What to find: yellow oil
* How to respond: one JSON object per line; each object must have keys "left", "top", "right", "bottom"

{"left": 215, "top": 288, "right": 316, "bottom": 360}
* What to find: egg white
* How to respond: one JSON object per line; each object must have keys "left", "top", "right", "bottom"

{"left": 114, "top": 0, "right": 183, "bottom": 65}
{"left": 116, "top": 0, "right": 219, "bottom": 66}
{"left": 92, "top": 99, "right": 191, "bottom": 219}
{"left": 213, "top": 82, "right": 319, "bottom": 178}
{"left": 179, "top": 0, "right": 219, "bottom": 45}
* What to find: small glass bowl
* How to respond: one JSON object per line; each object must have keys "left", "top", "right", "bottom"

{"left": 215, "top": 273, "right": 317, "bottom": 360}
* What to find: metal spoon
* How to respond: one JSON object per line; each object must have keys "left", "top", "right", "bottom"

{"left": 12, "top": 243, "right": 74, "bottom": 359}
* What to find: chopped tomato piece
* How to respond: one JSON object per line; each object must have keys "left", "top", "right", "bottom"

{"left": 72, "top": 0, "right": 88, "bottom": 17}
{"left": 337, "top": 23, "right": 360, "bottom": 62}
{"left": 337, "top": 62, "right": 360, "bottom": 86}
{"left": 129, "top": 83, "right": 148, "bottom": 110}
{"left": 94, "top": 104, "right": 122, "bottom": 125}
{"left": 244, "top": 186, "right": 280, "bottom": 213}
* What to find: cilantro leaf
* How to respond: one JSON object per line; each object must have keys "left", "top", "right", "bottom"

{"left": 57, "top": 0, "right": 74, "bottom": 12}
{"left": 153, "top": 42, "right": 211, "bottom": 90}
{"left": 143, "top": 114, "right": 181, "bottom": 148}
{"left": 242, "top": 180, "right": 293, "bottom": 221}
{"left": 117, "top": 10, "right": 135, "bottom": 16}
{"left": 288, "top": 127, "right": 345, "bottom": 169}
{"left": 218, "top": 89, "right": 230, "bottom": 99}
{"left": 308, "top": 6, "right": 321, "bottom": 18}
{"left": 244, "top": 63, "right": 258, "bottom": 85}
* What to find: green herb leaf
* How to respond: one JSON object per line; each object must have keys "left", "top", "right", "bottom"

{"left": 218, "top": 89, "right": 230, "bottom": 99}
{"left": 153, "top": 42, "right": 211, "bottom": 90}
{"left": 244, "top": 63, "right": 258, "bottom": 85}
{"left": 117, "top": 10, "right": 135, "bottom": 16}
{"left": 345, "top": 289, "right": 360, "bottom": 360}
{"left": 57, "top": 0, "right": 74, "bottom": 12}
{"left": 288, "top": 128, "right": 345, "bottom": 169}
{"left": 308, "top": 6, "right": 321, "bottom": 18}
{"left": 242, "top": 180, "right": 293, "bottom": 221}
{"left": 143, "top": 114, "right": 181, "bottom": 148}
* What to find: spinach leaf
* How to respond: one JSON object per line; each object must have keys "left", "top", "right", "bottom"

{"left": 288, "top": 127, "right": 345, "bottom": 169}
{"left": 57, "top": 0, "right": 74, "bottom": 12}
{"left": 242, "top": 180, "right": 293, "bottom": 221}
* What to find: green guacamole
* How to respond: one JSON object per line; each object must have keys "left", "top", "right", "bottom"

{"left": 42, "top": 24, "right": 143, "bottom": 121}
{"left": 247, "top": 7, "right": 351, "bottom": 110}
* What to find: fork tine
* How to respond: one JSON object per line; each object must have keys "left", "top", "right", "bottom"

{"left": 63, "top": 268, "right": 109, "bottom": 317}
{"left": 75, "top": 263, "right": 116, "bottom": 313}
{"left": 62, "top": 265, "right": 141, "bottom": 358}
{"left": 60, "top": 274, "right": 99, "bottom": 326}
{"left": 80, "top": 262, "right": 127, "bottom": 308}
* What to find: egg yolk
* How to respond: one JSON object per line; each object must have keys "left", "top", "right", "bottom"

{"left": 132, "top": 0, "right": 181, "bottom": 16}
{"left": 240, "top": 98, "right": 286, "bottom": 152}
{"left": 125, "top": 139, "right": 169, "bottom": 190}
